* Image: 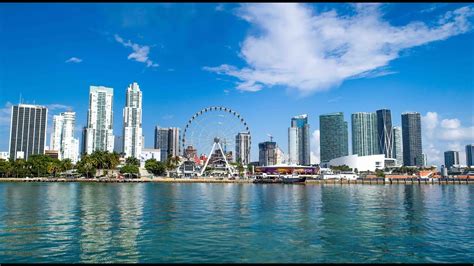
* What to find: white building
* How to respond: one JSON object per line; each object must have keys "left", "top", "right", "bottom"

{"left": 139, "top": 148, "right": 161, "bottom": 168}
{"left": 276, "top": 146, "right": 285, "bottom": 165}
{"left": 0, "top": 152, "right": 9, "bottom": 160}
{"left": 122, "top": 82, "right": 143, "bottom": 159}
{"left": 235, "top": 132, "right": 251, "bottom": 165}
{"left": 288, "top": 127, "right": 298, "bottom": 165}
{"left": 83, "top": 86, "right": 114, "bottom": 154}
{"left": 50, "top": 112, "right": 80, "bottom": 163}
{"left": 328, "top": 154, "right": 385, "bottom": 172}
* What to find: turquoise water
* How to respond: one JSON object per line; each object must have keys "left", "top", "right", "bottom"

{"left": 0, "top": 183, "right": 472, "bottom": 263}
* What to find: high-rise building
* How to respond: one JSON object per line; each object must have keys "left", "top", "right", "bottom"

{"left": 168, "top": 127, "right": 180, "bottom": 158}
{"left": 392, "top": 126, "right": 403, "bottom": 166}
{"left": 422, "top": 153, "right": 427, "bottom": 167}
{"left": 466, "top": 144, "right": 474, "bottom": 167}
{"left": 122, "top": 82, "right": 143, "bottom": 159}
{"left": 154, "top": 126, "right": 180, "bottom": 162}
{"left": 401, "top": 112, "right": 423, "bottom": 166}
{"left": 319, "top": 112, "right": 348, "bottom": 163}
{"left": 82, "top": 86, "right": 114, "bottom": 154}
{"left": 351, "top": 112, "right": 378, "bottom": 157}
{"left": 376, "top": 109, "right": 393, "bottom": 158}
{"left": 288, "top": 114, "right": 310, "bottom": 165}
{"left": 444, "top": 151, "right": 460, "bottom": 169}
{"left": 235, "top": 132, "right": 251, "bottom": 165}
{"left": 9, "top": 104, "right": 48, "bottom": 160}
{"left": 258, "top": 141, "right": 277, "bottom": 166}
{"left": 50, "top": 112, "right": 80, "bottom": 163}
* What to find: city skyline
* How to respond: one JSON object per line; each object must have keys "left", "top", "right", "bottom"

{"left": 1, "top": 3, "right": 473, "bottom": 166}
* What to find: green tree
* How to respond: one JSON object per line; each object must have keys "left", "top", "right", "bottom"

{"left": 61, "top": 158, "right": 73, "bottom": 173}
{"left": 0, "top": 160, "right": 13, "bottom": 177}
{"left": 27, "top": 154, "right": 53, "bottom": 177}
{"left": 145, "top": 159, "right": 166, "bottom": 176}
{"left": 120, "top": 164, "right": 139, "bottom": 175}
{"left": 125, "top": 157, "right": 140, "bottom": 167}
{"left": 166, "top": 155, "right": 181, "bottom": 176}
{"left": 76, "top": 155, "right": 96, "bottom": 178}
{"left": 12, "top": 159, "right": 29, "bottom": 178}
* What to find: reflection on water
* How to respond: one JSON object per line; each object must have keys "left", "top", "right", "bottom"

{"left": 0, "top": 183, "right": 472, "bottom": 263}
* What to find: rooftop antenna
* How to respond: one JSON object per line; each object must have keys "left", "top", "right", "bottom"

{"left": 267, "top": 134, "right": 273, "bottom": 142}
{"left": 19, "top": 93, "right": 22, "bottom": 104}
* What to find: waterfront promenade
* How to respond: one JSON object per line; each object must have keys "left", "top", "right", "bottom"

{"left": 0, "top": 177, "right": 472, "bottom": 185}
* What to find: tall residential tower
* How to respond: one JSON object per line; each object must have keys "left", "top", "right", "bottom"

{"left": 83, "top": 86, "right": 114, "bottom": 154}
{"left": 376, "top": 109, "right": 393, "bottom": 158}
{"left": 401, "top": 112, "right": 423, "bottom": 166}
{"left": 235, "top": 132, "right": 251, "bottom": 165}
{"left": 320, "top": 112, "right": 348, "bottom": 163}
{"left": 122, "top": 82, "right": 143, "bottom": 159}
{"left": 351, "top": 112, "right": 378, "bottom": 156}
{"left": 288, "top": 114, "right": 310, "bottom": 165}
{"left": 50, "top": 112, "right": 80, "bottom": 163}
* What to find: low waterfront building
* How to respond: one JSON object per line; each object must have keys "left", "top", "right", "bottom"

{"left": 255, "top": 164, "right": 320, "bottom": 176}
{"left": 45, "top": 150, "right": 59, "bottom": 159}
{"left": 328, "top": 154, "right": 385, "bottom": 172}
{"left": 0, "top": 152, "right": 9, "bottom": 160}
{"left": 139, "top": 148, "right": 161, "bottom": 168}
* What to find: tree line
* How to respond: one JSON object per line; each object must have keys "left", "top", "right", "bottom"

{"left": 0, "top": 151, "right": 182, "bottom": 178}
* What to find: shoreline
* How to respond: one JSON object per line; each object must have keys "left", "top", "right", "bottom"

{"left": 0, "top": 177, "right": 472, "bottom": 185}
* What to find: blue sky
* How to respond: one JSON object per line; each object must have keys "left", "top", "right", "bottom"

{"left": 0, "top": 3, "right": 473, "bottom": 166}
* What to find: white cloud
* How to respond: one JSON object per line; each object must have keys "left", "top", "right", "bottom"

{"left": 65, "top": 57, "right": 82, "bottom": 63}
{"left": 0, "top": 102, "right": 13, "bottom": 126}
{"left": 441, "top": 118, "right": 461, "bottom": 129}
{"left": 204, "top": 4, "right": 474, "bottom": 95}
{"left": 115, "top": 34, "right": 159, "bottom": 68}
{"left": 310, "top": 129, "right": 320, "bottom": 164}
{"left": 421, "top": 111, "right": 474, "bottom": 166}
{"left": 216, "top": 4, "right": 225, "bottom": 11}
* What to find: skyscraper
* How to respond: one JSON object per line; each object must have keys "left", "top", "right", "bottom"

{"left": 9, "top": 104, "right": 48, "bottom": 160}
{"left": 154, "top": 126, "right": 180, "bottom": 161}
{"left": 122, "top": 82, "right": 143, "bottom": 159}
{"left": 444, "top": 151, "right": 459, "bottom": 169}
{"left": 319, "top": 112, "right": 348, "bottom": 163}
{"left": 401, "top": 112, "right": 423, "bottom": 166}
{"left": 466, "top": 144, "right": 474, "bottom": 167}
{"left": 288, "top": 114, "right": 310, "bottom": 165}
{"left": 351, "top": 112, "right": 378, "bottom": 156}
{"left": 154, "top": 127, "right": 169, "bottom": 162}
{"left": 50, "top": 112, "right": 80, "bottom": 163}
{"left": 83, "top": 86, "right": 114, "bottom": 154}
{"left": 235, "top": 132, "right": 251, "bottom": 165}
{"left": 376, "top": 109, "right": 393, "bottom": 158}
{"left": 392, "top": 126, "right": 403, "bottom": 166}
{"left": 168, "top": 127, "right": 180, "bottom": 158}
{"left": 114, "top": 136, "right": 123, "bottom": 154}
{"left": 258, "top": 141, "right": 277, "bottom": 166}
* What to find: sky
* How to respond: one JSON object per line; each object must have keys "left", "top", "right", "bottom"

{"left": 0, "top": 3, "right": 473, "bottom": 166}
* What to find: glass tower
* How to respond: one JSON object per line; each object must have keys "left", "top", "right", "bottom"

{"left": 123, "top": 82, "right": 143, "bottom": 159}
{"left": 320, "top": 112, "right": 348, "bottom": 163}
{"left": 466, "top": 144, "right": 474, "bottom": 167}
{"left": 401, "top": 112, "right": 423, "bottom": 166}
{"left": 9, "top": 104, "right": 48, "bottom": 160}
{"left": 288, "top": 114, "right": 310, "bottom": 165}
{"left": 376, "top": 109, "right": 393, "bottom": 158}
{"left": 351, "top": 112, "right": 378, "bottom": 156}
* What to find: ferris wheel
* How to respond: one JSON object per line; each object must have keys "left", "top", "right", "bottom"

{"left": 182, "top": 106, "right": 251, "bottom": 176}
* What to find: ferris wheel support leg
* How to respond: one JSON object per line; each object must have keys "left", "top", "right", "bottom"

{"left": 200, "top": 142, "right": 217, "bottom": 177}
{"left": 217, "top": 142, "right": 233, "bottom": 177}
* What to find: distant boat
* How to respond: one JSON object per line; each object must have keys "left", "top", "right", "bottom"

{"left": 281, "top": 174, "right": 306, "bottom": 184}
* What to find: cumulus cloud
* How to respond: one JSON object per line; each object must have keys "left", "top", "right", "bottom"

{"left": 115, "top": 34, "right": 159, "bottom": 68}
{"left": 65, "top": 57, "right": 82, "bottom": 63}
{"left": 0, "top": 102, "right": 13, "bottom": 126}
{"left": 310, "top": 129, "right": 320, "bottom": 164}
{"left": 204, "top": 3, "right": 474, "bottom": 94}
{"left": 421, "top": 111, "right": 474, "bottom": 166}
